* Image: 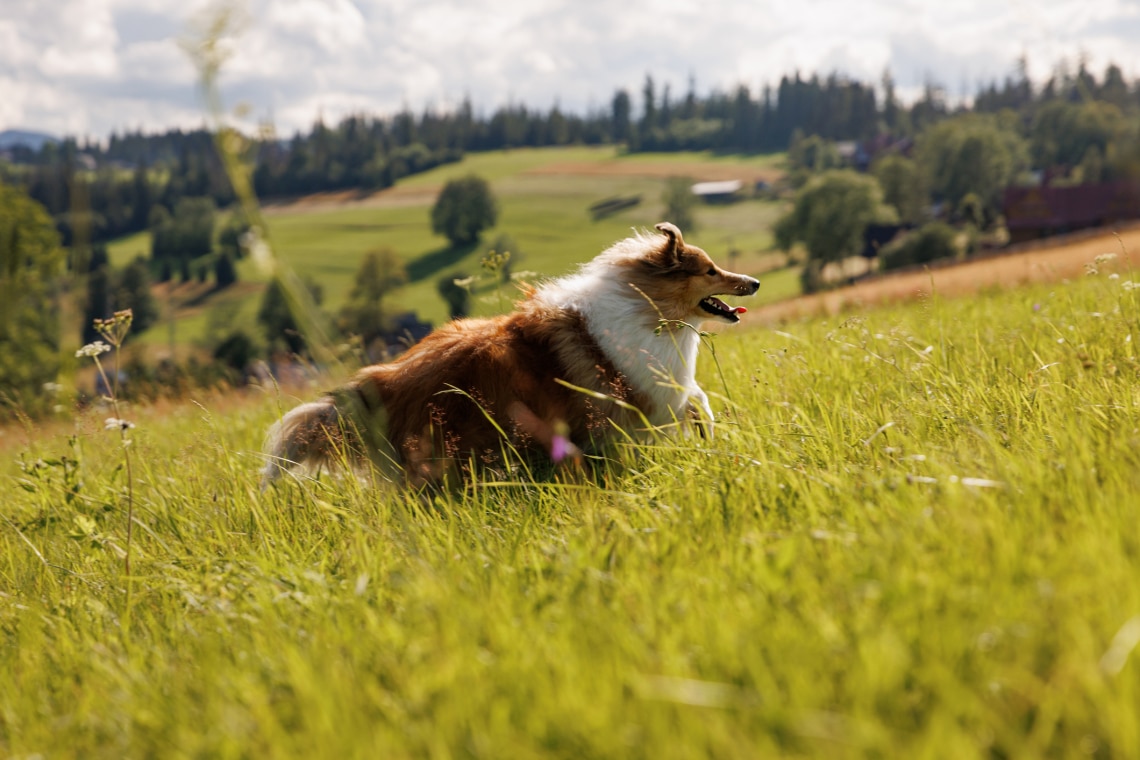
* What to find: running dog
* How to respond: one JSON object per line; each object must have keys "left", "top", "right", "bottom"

{"left": 262, "top": 222, "right": 758, "bottom": 486}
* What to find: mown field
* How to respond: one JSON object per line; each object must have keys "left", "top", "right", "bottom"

{"left": 106, "top": 146, "right": 793, "bottom": 351}
{"left": 3, "top": 257, "right": 1140, "bottom": 756}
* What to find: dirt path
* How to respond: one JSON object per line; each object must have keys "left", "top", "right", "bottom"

{"left": 748, "top": 225, "right": 1140, "bottom": 325}
{"left": 526, "top": 160, "right": 782, "bottom": 183}
{"left": 262, "top": 184, "right": 438, "bottom": 216}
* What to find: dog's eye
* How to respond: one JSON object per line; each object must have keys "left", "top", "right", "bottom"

{"left": 706, "top": 267, "right": 717, "bottom": 276}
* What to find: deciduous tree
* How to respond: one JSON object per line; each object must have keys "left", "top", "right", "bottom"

{"left": 774, "top": 170, "right": 896, "bottom": 291}
{"left": 430, "top": 175, "right": 498, "bottom": 246}
{"left": 871, "top": 153, "right": 928, "bottom": 224}
{"left": 880, "top": 222, "right": 959, "bottom": 271}
{"left": 916, "top": 114, "right": 1028, "bottom": 212}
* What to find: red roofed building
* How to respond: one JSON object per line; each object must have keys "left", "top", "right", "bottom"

{"left": 1003, "top": 182, "right": 1140, "bottom": 244}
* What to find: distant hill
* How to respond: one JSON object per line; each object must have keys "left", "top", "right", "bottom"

{"left": 0, "top": 129, "right": 59, "bottom": 151}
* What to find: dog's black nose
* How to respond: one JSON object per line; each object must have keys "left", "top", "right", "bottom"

{"left": 744, "top": 277, "right": 760, "bottom": 295}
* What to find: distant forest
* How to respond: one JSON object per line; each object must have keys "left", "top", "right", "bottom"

{"left": 3, "top": 58, "right": 1140, "bottom": 247}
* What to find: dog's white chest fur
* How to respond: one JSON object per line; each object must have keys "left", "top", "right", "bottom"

{"left": 537, "top": 270, "right": 708, "bottom": 426}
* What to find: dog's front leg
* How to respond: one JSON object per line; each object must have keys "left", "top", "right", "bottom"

{"left": 687, "top": 387, "right": 715, "bottom": 439}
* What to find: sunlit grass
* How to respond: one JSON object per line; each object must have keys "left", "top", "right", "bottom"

{"left": 3, "top": 265, "right": 1140, "bottom": 756}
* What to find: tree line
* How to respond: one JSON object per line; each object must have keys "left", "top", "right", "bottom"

{"left": 774, "top": 58, "right": 1140, "bottom": 291}
{"left": 5, "top": 56, "right": 1140, "bottom": 251}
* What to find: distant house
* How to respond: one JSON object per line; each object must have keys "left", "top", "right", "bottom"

{"left": 861, "top": 134, "right": 914, "bottom": 163}
{"left": 1003, "top": 182, "right": 1140, "bottom": 244}
{"left": 835, "top": 141, "right": 872, "bottom": 171}
{"left": 690, "top": 180, "right": 744, "bottom": 203}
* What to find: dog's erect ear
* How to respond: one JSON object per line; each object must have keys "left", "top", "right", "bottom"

{"left": 655, "top": 222, "right": 685, "bottom": 262}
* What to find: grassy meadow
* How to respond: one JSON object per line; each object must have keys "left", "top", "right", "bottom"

{"left": 3, "top": 257, "right": 1140, "bottom": 756}
{"left": 105, "top": 146, "right": 792, "bottom": 351}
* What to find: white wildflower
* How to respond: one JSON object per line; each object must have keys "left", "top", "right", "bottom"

{"left": 76, "top": 341, "right": 111, "bottom": 358}
{"left": 104, "top": 417, "right": 135, "bottom": 431}
{"left": 1095, "top": 252, "right": 1118, "bottom": 265}
{"left": 42, "top": 382, "right": 62, "bottom": 394}
{"left": 1109, "top": 273, "right": 1120, "bottom": 281}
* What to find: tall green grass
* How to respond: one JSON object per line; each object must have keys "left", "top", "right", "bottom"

{"left": 3, "top": 267, "right": 1140, "bottom": 757}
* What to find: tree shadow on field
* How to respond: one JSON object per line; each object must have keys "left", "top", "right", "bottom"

{"left": 320, "top": 222, "right": 400, "bottom": 232}
{"left": 405, "top": 241, "right": 480, "bottom": 283}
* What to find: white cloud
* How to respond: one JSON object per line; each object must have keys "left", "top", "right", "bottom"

{"left": 34, "top": 0, "right": 120, "bottom": 78}
{"left": 4, "top": 0, "right": 1140, "bottom": 138}
{"left": 263, "top": 0, "right": 366, "bottom": 53}
{"left": 0, "top": 21, "right": 38, "bottom": 69}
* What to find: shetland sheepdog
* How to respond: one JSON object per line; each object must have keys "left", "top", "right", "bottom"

{"left": 262, "top": 222, "right": 759, "bottom": 486}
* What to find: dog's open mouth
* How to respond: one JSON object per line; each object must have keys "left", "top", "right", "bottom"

{"left": 699, "top": 296, "right": 748, "bottom": 322}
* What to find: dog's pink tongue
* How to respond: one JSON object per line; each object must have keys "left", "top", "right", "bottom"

{"left": 733, "top": 306, "right": 748, "bottom": 314}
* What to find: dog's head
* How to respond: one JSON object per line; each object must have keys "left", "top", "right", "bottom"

{"left": 624, "top": 222, "right": 760, "bottom": 324}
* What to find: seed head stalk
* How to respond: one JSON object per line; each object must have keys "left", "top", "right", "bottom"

{"left": 77, "top": 309, "right": 137, "bottom": 634}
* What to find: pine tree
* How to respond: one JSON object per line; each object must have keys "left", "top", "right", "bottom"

{"left": 214, "top": 252, "right": 238, "bottom": 289}
{"left": 0, "top": 182, "right": 65, "bottom": 417}
{"left": 337, "top": 248, "right": 408, "bottom": 345}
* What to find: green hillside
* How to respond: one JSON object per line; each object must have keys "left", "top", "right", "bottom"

{"left": 107, "top": 146, "right": 792, "bottom": 348}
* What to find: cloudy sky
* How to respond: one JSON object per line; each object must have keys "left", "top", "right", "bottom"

{"left": 3, "top": 0, "right": 1140, "bottom": 140}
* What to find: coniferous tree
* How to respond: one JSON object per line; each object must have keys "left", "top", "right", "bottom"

{"left": 113, "top": 256, "right": 159, "bottom": 334}
{"left": 0, "top": 182, "right": 65, "bottom": 415}
{"left": 612, "top": 90, "right": 632, "bottom": 144}
{"left": 662, "top": 177, "right": 698, "bottom": 234}
{"left": 257, "top": 276, "right": 324, "bottom": 355}
{"left": 437, "top": 273, "right": 471, "bottom": 320}
{"left": 214, "top": 252, "right": 238, "bottom": 289}
{"left": 82, "top": 243, "right": 112, "bottom": 344}
{"left": 337, "top": 248, "right": 408, "bottom": 346}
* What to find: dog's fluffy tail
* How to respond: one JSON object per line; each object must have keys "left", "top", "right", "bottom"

{"left": 261, "top": 398, "right": 343, "bottom": 486}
